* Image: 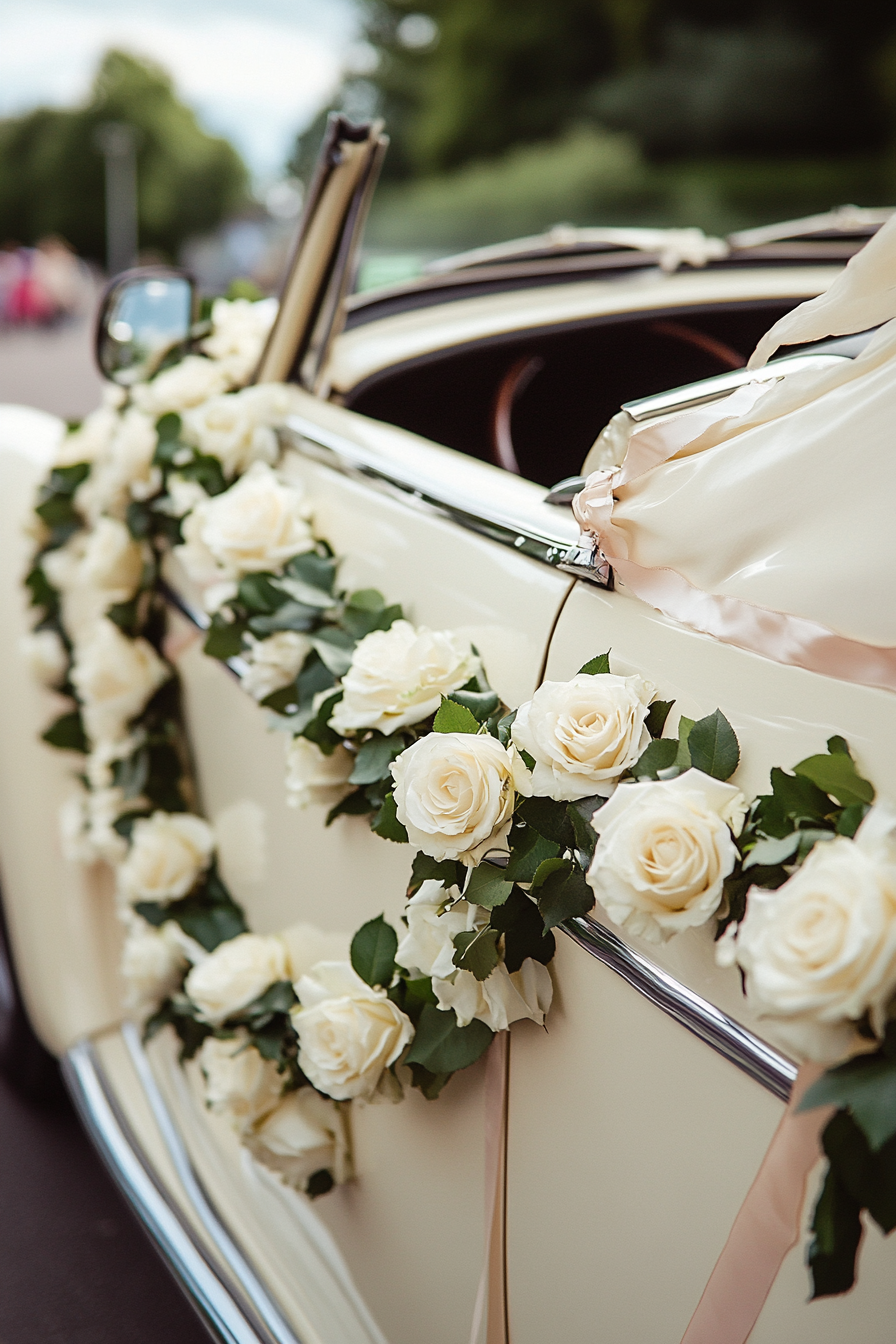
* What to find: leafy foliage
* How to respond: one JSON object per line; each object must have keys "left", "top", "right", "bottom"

{"left": 351, "top": 915, "right": 399, "bottom": 989}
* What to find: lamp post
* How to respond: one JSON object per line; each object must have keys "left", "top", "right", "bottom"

{"left": 93, "top": 122, "right": 138, "bottom": 277}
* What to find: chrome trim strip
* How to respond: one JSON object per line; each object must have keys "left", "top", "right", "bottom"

{"left": 621, "top": 351, "right": 848, "bottom": 423}
{"left": 63, "top": 1038, "right": 301, "bottom": 1344}
{"left": 562, "top": 916, "right": 797, "bottom": 1102}
{"left": 281, "top": 415, "right": 582, "bottom": 572}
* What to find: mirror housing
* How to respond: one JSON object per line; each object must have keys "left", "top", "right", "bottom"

{"left": 95, "top": 267, "right": 196, "bottom": 385}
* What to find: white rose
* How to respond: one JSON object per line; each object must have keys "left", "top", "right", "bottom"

{"left": 70, "top": 619, "right": 170, "bottom": 743}
{"left": 198, "top": 1032, "right": 284, "bottom": 1134}
{"left": 118, "top": 811, "right": 215, "bottom": 905}
{"left": 291, "top": 961, "right": 414, "bottom": 1101}
{"left": 241, "top": 631, "right": 309, "bottom": 702}
{"left": 74, "top": 409, "right": 160, "bottom": 523}
{"left": 586, "top": 769, "right": 743, "bottom": 943}
{"left": 43, "top": 520, "right": 144, "bottom": 641}
{"left": 175, "top": 461, "right": 313, "bottom": 582}
{"left": 434, "top": 958, "right": 554, "bottom": 1032}
{"left": 391, "top": 731, "right": 531, "bottom": 864}
{"left": 396, "top": 881, "right": 475, "bottom": 979}
{"left": 163, "top": 475, "right": 208, "bottom": 519}
{"left": 55, "top": 404, "right": 119, "bottom": 466}
{"left": 20, "top": 628, "right": 68, "bottom": 688}
{"left": 120, "top": 915, "right": 187, "bottom": 1014}
{"left": 284, "top": 736, "right": 354, "bottom": 809}
{"left": 512, "top": 672, "right": 654, "bottom": 800}
{"left": 330, "top": 620, "right": 480, "bottom": 736}
{"left": 244, "top": 1087, "right": 351, "bottom": 1191}
{"left": 200, "top": 297, "right": 278, "bottom": 386}
{"left": 182, "top": 382, "right": 296, "bottom": 477}
{"left": 59, "top": 786, "right": 128, "bottom": 865}
{"left": 132, "top": 354, "right": 230, "bottom": 416}
{"left": 185, "top": 932, "right": 289, "bottom": 1024}
{"left": 731, "top": 803, "right": 896, "bottom": 1063}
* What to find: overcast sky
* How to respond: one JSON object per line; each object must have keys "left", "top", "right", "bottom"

{"left": 0, "top": 0, "right": 362, "bottom": 181}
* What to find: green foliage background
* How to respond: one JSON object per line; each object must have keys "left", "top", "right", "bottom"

{"left": 0, "top": 50, "right": 248, "bottom": 263}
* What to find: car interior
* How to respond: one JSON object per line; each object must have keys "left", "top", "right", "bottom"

{"left": 343, "top": 299, "right": 808, "bottom": 487}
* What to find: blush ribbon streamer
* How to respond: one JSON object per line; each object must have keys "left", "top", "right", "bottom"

{"left": 469, "top": 1030, "right": 510, "bottom": 1344}
{"left": 679, "top": 1064, "right": 833, "bottom": 1344}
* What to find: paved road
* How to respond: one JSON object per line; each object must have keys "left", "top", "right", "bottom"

{"left": 0, "top": 319, "right": 106, "bottom": 422}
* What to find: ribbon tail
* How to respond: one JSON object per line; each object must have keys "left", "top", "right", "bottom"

{"left": 680, "top": 1064, "right": 832, "bottom": 1344}
{"left": 469, "top": 1030, "right": 510, "bottom": 1344}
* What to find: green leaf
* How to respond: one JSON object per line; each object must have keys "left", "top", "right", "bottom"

{"left": 125, "top": 500, "right": 153, "bottom": 540}
{"left": 449, "top": 688, "right": 501, "bottom": 722}
{"left": 203, "top": 615, "right": 246, "bottom": 661}
{"left": 464, "top": 861, "right": 513, "bottom": 910}
{"left": 795, "top": 751, "right": 875, "bottom": 808}
{"left": 837, "top": 804, "right": 867, "bottom": 838}
{"left": 405, "top": 1003, "right": 493, "bottom": 1073}
{"left": 675, "top": 716, "right": 695, "bottom": 772}
{"left": 240, "top": 979, "right": 297, "bottom": 1024}
{"left": 155, "top": 411, "right": 182, "bottom": 441}
{"left": 800, "top": 1057, "right": 896, "bottom": 1151}
{"left": 325, "top": 788, "right": 374, "bottom": 826}
{"left": 408, "top": 851, "right": 465, "bottom": 895}
{"left": 496, "top": 710, "right": 517, "bottom": 746}
{"left": 300, "top": 690, "right": 343, "bottom": 754}
{"left": 827, "top": 735, "right": 850, "bottom": 756}
{"left": 285, "top": 549, "right": 337, "bottom": 594}
{"left": 629, "top": 737, "right": 678, "bottom": 780}
{"left": 489, "top": 886, "right": 556, "bottom": 971}
{"left": 42, "top": 709, "right": 87, "bottom": 753}
{"left": 296, "top": 651, "right": 336, "bottom": 706}
{"left": 567, "top": 797, "right": 601, "bottom": 861}
{"left": 516, "top": 795, "right": 575, "bottom": 848}
{"left": 349, "top": 733, "right": 404, "bottom": 787}
{"left": 237, "top": 573, "right": 285, "bottom": 614}
{"left": 151, "top": 892, "right": 248, "bottom": 953}
{"left": 645, "top": 699, "right": 674, "bottom": 739}
{"left": 248, "top": 601, "right": 319, "bottom": 635}
{"left": 305, "top": 1168, "right": 335, "bottom": 1199}
{"left": 25, "top": 563, "right": 59, "bottom": 614}
{"left": 433, "top": 697, "right": 480, "bottom": 735}
{"left": 502, "top": 826, "right": 560, "bottom": 883}
{"left": 112, "top": 747, "right": 150, "bottom": 800}
{"left": 351, "top": 914, "right": 398, "bottom": 989}
{"left": 407, "top": 1062, "right": 452, "bottom": 1099}
{"left": 743, "top": 832, "right": 801, "bottom": 870}
{"left": 808, "top": 1158, "right": 863, "bottom": 1299}
{"left": 371, "top": 792, "right": 408, "bottom": 843}
{"left": 452, "top": 927, "right": 501, "bottom": 980}
{"left": 578, "top": 651, "right": 611, "bottom": 675}
{"left": 687, "top": 709, "right": 740, "bottom": 781}
{"left": 342, "top": 590, "right": 403, "bottom": 639}
{"left": 533, "top": 859, "right": 594, "bottom": 931}
{"left": 768, "top": 767, "right": 832, "bottom": 825}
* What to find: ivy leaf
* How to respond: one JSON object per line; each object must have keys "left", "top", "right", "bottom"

{"left": 808, "top": 1156, "right": 863, "bottom": 1299}
{"left": 350, "top": 733, "right": 404, "bottom": 786}
{"left": 408, "top": 852, "right": 465, "bottom": 895}
{"left": 795, "top": 750, "right": 875, "bottom": 809}
{"left": 136, "top": 895, "right": 247, "bottom": 953}
{"left": 503, "top": 826, "right": 560, "bottom": 883}
{"left": 800, "top": 1056, "right": 896, "bottom": 1151}
{"left": 629, "top": 737, "right": 678, "bottom": 781}
{"left": 531, "top": 858, "right": 594, "bottom": 931}
{"left": 371, "top": 792, "right": 408, "bottom": 843}
{"left": 827, "top": 735, "right": 850, "bottom": 756}
{"left": 249, "top": 601, "right": 319, "bottom": 635}
{"left": 767, "top": 767, "right": 832, "bottom": 826}
{"left": 203, "top": 615, "right": 246, "bottom": 661}
{"left": 405, "top": 1004, "right": 493, "bottom": 1073}
{"left": 578, "top": 652, "right": 611, "bottom": 675}
{"left": 516, "top": 795, "right": 575, "bottom": 848}
{"left": 489, "top": 886, "right": 555, "bottom": 971}
{"left": 449, "top": 688, "right": 500, "bottom": 722}
{"left": 433, "top": 697, "right": 480, "bottom": 735}
{"left": 496, "top": 710, "right": 517, "bottom": 745}
{"left": 300, "top": 690, "right": 343, "bottom": 755}
{"left": 342, "top": 589, "right": 403, "bottom": 639}
{"left": 675, "top": 716, "right": 695, "bottom": 772}
{"left": 285, "top": 549, "right": 337, "bottom": 594}
{"left": 645, "top": 699, "right": 674, "bottom": 739}
{"left": 41, "top": 709, "right": 87, "bottom": 753}
{"left": 464, "top": 861, "right": 513, "bottom": 910}
{"left": 237, "top": 573, "right": 285, "bottom": 614}
{"left": 452, "top": 927, "right": 501, "bottom": 980}
{"left": 688, "top": 709, "right": 740, "bottom": 781}
{"left": 837, "top": 804, "right": 867, "bottom": 838}
{"left": 239, "top": 980, "right": 297, "bottom": 1026}
{"left": 325, "top": 788, "right": 374, "bottom": 826}
{"left": 351, "top": 915, "right": 398, "bottom": 989}
{"left": 567, "top": 797, "right": 601, "bottom": 861}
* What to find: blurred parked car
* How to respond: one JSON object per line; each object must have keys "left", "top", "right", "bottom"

{"left": 0, "top": 117, "right": 891, "bottom": 1344}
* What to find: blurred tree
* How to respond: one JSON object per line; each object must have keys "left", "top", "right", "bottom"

{"left": 0, "top": 50, "right": 248, "bottom": 264}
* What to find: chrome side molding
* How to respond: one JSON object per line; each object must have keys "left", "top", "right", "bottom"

{"left": 562, "top": 915, "right": 797, "bottom": 1102}
{"left": 621, "top": 351, "right": 849, "bottom": 423}
{"left": 63, "top": 1038, "right": 301, "bottom": 1344}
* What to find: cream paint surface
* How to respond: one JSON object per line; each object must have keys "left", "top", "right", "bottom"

{"left": 326, "top": 267, "right": 840, "bottom": 392}
{"left": 0, "top": 414, "right": 124, "bottom": 1053}
{"left": 504, "top": 579, "right": 896, "bottom": 1343}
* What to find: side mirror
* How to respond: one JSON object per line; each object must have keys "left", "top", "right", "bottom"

{"left": 95, "top": 267, "right": 196, "bottom": 385}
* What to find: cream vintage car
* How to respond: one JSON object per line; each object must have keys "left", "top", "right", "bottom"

{"left": 1, "top": 115, "right": 894, "bottom": 1344}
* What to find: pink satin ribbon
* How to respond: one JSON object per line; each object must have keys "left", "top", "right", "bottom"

{"left": 680, "top": 1064, "right": 833, "bottom": 1344}
{"left": 469, "top": 1030, "right": 510, "bottom": 1344}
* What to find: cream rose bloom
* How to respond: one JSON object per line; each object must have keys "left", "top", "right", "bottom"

{"left": 198, "top": 1032, "right": 284, "bottom": 1134}
{"left": 55, "top": 403, "right": 119, "bottom": 467}
{"left": 20, "top": 628, "right": 68, "bottom": 688}
{"left": 69, "top": 619, "right": 170, "bottom": 743}
{"left": 291, "top": 961, "right": 414, "bottom": 1101}
{"left": 200, "top": 297, "right": 278, "bottom": 385}
{"left": 329, "top": 620, "right": 480, "bottom": 736}
{"left": 132, "top": 354, "right": 230, "bottom": 416}
{"left": 512, "top": 672, "right": 654, "bottom": 800}
{"left": 120, "top": 915, "right": 187, "bottom": 1014}
{"left": 176, "top": 461, "right": 313, "bottom": 583}
{"left": 241, "top": 631, "right": 309, "bottom": 702}
{"left": 435, "top": 958, "right": 553, "bottom": 1032}
{"left": 391, "top": 731, "right": 531, "bottom": 864}
{"left": 586, "top": 769, "right": 743, "bottom": 943}
{"left": 396, "top": 881, "right": 473, "bottom": 979}
{"left": 74, "top": 409, "right": 160, "bottom": 523}
{"left": 118, "top": 811, "right": 215, "bottom": 905}
{"left": 59, "top": 786, "right": 128, "bottom": 865}
{"left": 182, "top": 383, "right": 297, "bottom": 478}
{"left": 186, "top": 932, "right": 289, "bottom": 1024}
{"left": 284, "top": 737, "right": 354, "bottom": 809}
{"left": 42, "top": 518, "right": 144, "bottom": 641}
{"left": 730, "top": 804, "right": 896, "bottom": 1064}
{"left": 244, "top": 1088, "right": 351, "bottom": 1191}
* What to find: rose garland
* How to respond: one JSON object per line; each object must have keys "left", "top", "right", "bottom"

{"left": 22, "top": 295, "right": 896, "bottom": 1296}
